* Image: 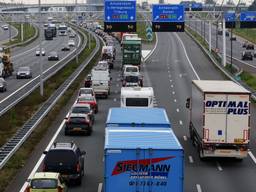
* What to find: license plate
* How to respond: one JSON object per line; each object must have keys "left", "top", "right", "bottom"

{"left": 73, "top": 127, "right": 82, "bottom": 131}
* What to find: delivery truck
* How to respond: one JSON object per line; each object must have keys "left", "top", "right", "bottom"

{"left": 186, "top": 80, "right": 251, "bottom": 160}
{"left": 106, "top": 107, "right": 171, "bottom": 128}
{"left": 104, "top": 127, "right": 184, "bottom": 192}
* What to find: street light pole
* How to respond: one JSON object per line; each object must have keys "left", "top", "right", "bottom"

{"left": 39, "top": 0, "right": 44, "bottom": 96}
{"left": 222, "top": 17, "right": 226, "bottom": 67}
{"left": 230, "top": 28, "right": 233, "bottom": 73}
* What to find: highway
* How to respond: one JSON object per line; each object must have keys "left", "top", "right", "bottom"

{"left": 2, "top": 27, "right": 256, "bottom": 192}
{"left": 0, "top": 24, "right": 19, "bottom": 44}
{"left": 187, "top": 19, "right": 256, "bottom": 67}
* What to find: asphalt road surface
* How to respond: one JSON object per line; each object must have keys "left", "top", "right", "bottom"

{"left": 0, "top": 23, "right": 19, "bottom": 44}
{"left": 5, "top": 31, "right": 256, "bottom": 192}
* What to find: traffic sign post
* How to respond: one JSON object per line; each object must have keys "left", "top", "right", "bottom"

{"left": 104, "top": 0, "right": 136, "bottom": 32}
{"left": 152, "top": 4, "right": 185, "bottom": 32}
{"left": 224, "top": 11, "right": 236, "bottom": 29}
{"left": 240, "top": 11, "right": 256, "bottom": 28}
{"left": 146, "top": 26, "right": 153, "bottom": 41}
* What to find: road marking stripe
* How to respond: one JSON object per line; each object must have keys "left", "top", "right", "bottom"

{"left": 196, "top": 184, "right": 202, "bottom": 192}
{"left": 98, "top": 183, "right": 103, "bottom": 192}
{"left": 174, "top": 99, "right": 177, "bottom": 102}
{"left": 176, "top": 108, "right": 180, "bottom": 112}
{"left": 216, "top": 162, "right": 223, "bottom": 171}
{"left": 189, "top": 155, "right": 194, "bottom": 163}
{"left": 183, "top": 136, "right": 187, "bottom": 141}
{"left": 171, "top": 84, "right": 174, "bottom": 88}
{"left": 174, "top": 33, "right": 200, "bottom": 80}
{"left": 249, "top": 151, "right": 256, "bottom": 164}
{"left": 179, "top": 120, "right": 183, "bottom": 125}
{"left": 113, "top": 98, "right": 117, "bottom": 102}
{"left": 172, "top": 91, "right": 175, "bottom": 95}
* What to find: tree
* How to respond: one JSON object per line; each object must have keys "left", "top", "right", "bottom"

{"left": 204, "top": 0, "right": 216, "bottom": 4}
{"left": 248, "top": 0, "right": 256, "bottom": 11}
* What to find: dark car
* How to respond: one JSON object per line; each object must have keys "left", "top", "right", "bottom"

{"left": 16, "top": 66, "right": 32, "bottom": 79}
{"left": 218, "top": 30, "right": 229, "bottom": 36}
{"left": 230, "top": 36, "right": 236, "bottom": 41}
{"left": 43, "top": 142, "right": 85, "bottom": 185}
{"left": 242, "top": 51, "right": 253, "bottom": 60}
{"left": 246, "top": 43, "right": 254, "bottom": 50}
{"left": 48, "top": 51, "right": 59, "bottom": 61}
{"left": 61, "top": 46, "right": 70, "bottom": 51}
{"left": 0, "top": 78, "right": 7, "bottom": 92}
{"left": 65, "top": 107, "right": 93, "bottom": 135}
{"left": 84, "top": 74, "right": 92, "bottom": 88}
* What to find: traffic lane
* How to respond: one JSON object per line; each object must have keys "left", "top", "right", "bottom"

{"left": 189, "top": 20, "right": 256, "bottom": 66}
{"left": 0, "top": 35, "right": 76, "bottom": 100}
{"left": 147, "top": 32, "right": 256, "bottom": 192}
{"left": 0, "top": 24, "right": 18, "bottom": 43}
{"left": 176, "top": 32, "right": 256, "bottom": 191}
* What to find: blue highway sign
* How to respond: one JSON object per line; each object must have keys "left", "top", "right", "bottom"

{"left": 152, "top": 4, "right": 184, "bottom": 23}
{"left": 240, "top": 11, "right": 256, "bottom": 22}
{"left": 191, "top": 2, "right": 203, "bottom": 10}
{"left": 225, "top": 11, "right": 236, "bottom": 22}
{"left": 104, "top": 0, "right": 136, "bottom": 22}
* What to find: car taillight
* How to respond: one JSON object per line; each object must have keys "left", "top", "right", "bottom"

{"left": 57, "top": 186, "right": 64, "bottom": 192}
{"left": 76, "top": 163, "right": 81, "bottom": 172}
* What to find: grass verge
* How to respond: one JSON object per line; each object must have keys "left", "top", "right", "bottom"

{"left": 233, "top": 28, "right": 256, "bottom": 44}
{"left": 136, "top": 13, "right": 155, "bottom": 44}
{"left": 0, "top": 30, "right": 99, "bottom": 191}
{"left": 4, "top": 23, "right": 36, "bottom": 46}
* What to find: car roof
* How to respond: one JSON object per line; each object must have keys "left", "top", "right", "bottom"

{"left": 78, "top": 95, "right": 95, "bottom": 100}
{"left": 50, "top": 142, "right": 77, "bottom": 150}
{"left": 32, "top": 172, "right": 59, "bottom": 180}
{"left": 73, "top": 103, "right": 91, "bottom": 108}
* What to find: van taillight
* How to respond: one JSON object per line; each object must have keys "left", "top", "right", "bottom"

{"left": 76, "top": 163, "right": 81, "bottom": 172}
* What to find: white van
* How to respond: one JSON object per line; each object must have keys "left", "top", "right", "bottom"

{"left": 120, "top": 87, "right": 154, "bottom": 108}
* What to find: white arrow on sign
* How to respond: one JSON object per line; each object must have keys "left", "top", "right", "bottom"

{"left": 107, "top": 16, "right": 110, "bottom": 20}
{"left": 130, "top": 16, "right": 134, "bottom": 20}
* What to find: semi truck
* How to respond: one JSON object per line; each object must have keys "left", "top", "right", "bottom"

{"left": 186, "top": 80, "right": 251, "bottom": 160}
{"left": 122, "top": 36, "right": 142, "bottom": 67}
{"left": 106, "top": 107, "right": 171, "bottom": 128}
{"left": 104, "top": 127, "right": 183, "bottom": 192}
{"left": 44, "top": 28, "right": 53, "bottom": 40}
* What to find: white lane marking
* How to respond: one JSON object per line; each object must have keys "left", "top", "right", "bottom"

{"left": 176, "top": 108, "right": 180, "bottom": 112}
{"left": 179, "top": 120, "right": 183, "bottom": 125}
{"left": 174, "top": 33, "right": 200, "bottom": 80}
{"left": 189, "top": 155, "right": 194, "bottom": 163}
{"left": 98, "top": 183, "right": 103, "bottom": 192}
{"left": 249, "top": 151, "right": 256, "bottom": 164}
{"left": 183, "top": 135, "right": 187, "bottom": 141}
{"left": 172, "top": 91, "right": 175, "bottom": 95}
{"left": 216, "top": 162, "right": 223, "bottom": 171}
{"left": 19, "top": 120, "right": 65, "bottom": 192}
{"left": 168, "top": 70, "right": 170, "bottom": 73}
{"left": 0, "top": 34, "right": 81, "bottom": 106}
{"left": 169, "top": 74, "right": 172, "bottom": 78}
{"left": 196, "top": 184, "right": 202, "bottom": 192}
{"left": 169, "top": 79, "right": 173, "bottom": 82}
{"left": 174, "top": 99, "right": 177, "bottom": 102}
{"left": 113, "top": 98, "right": 117, "bottom": 102}
{"left": 145, "top": 32, "right": 158, "bottom": 61}
{"left": 171, "top": 84, "right": 174, "bottom": 88}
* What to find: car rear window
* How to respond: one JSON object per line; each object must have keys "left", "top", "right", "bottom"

{"left": 125, "top": 76, "right": 139, "bottom": 82}
{"left": 69, "top": 117, "right": 86, "bottom": 123}
{"left": 31, "top": 179, "right": 57, "bottom": 189}
{"left": 126, "top": 67, "right": 137, "bottom": 72}
{"left": 126, "top": 98, "right": 149, "bottom": 107}
{"left": 72, "top": 107, "right": 90, "bottom": 113}
{"left": 45, "top": 150, "right": 77, "bottom": 164}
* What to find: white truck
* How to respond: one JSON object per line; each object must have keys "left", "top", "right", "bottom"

{"left": 121, "top": 87, "right": 154, "bottom": 108}
{"left": 91, "top": 65, "right": 110, "bottom": 98}
{"left": 186, "top": 80, "right": 251, "bottom": 160}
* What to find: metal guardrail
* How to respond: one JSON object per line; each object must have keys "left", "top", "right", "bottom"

{"left": 185, "top": 27, "right": 256, "bottom": 100}
{"left": 0, "top": 27, "right": 100, "bottom": 169}
{"left": 0, "top": 26, "right": 82, "bottom": 117}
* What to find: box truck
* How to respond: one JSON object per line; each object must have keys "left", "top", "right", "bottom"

{"left": 104, "top": 128, "right": 183, "bottom": 192}
{"left": 186, "top": 80, "right": 251, "bottom": 159}
{"left": 106, "top": 108, "right": 171, "bottom": 128}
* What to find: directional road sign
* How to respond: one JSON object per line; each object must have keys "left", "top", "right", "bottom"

{"left": 191, "top": 2, "right": 203, "bottom": 11}
{"left": 104, "top": 0, "right": 136, "bottom": 32}
{"left": 224, "top": 11, "right": 236, "bottom": 28}
{"left": 240, "top": 11, "right": 256, "bottom": 28}
{"left": 146, "top": 26, "right": 153, "bottom": 41}
{"left": 152, "top": 4, "right": 185, "bottom": 32}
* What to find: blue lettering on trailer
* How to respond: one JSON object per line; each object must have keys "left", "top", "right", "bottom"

{"left": 205, "top": 100, "right": 249, "bottom": 115}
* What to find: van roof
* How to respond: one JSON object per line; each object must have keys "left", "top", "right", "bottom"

{"left": 106, "top": 107, "right": 171, "bottom": 128}
{"left": 105, "top": 128, "right": 182, "bottom": 150}
{"left": 193, "top": 80, "right": 250, "bottom": 93}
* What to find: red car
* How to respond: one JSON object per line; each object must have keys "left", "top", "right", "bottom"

{"left": 77, "top": 95, "right": 98, "bottom": 113}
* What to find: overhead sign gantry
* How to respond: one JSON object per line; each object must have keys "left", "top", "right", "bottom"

{"left": 152, "top": 4, "right": 185, "bottom": 32}
{"left": 104, "top": 0, "right": 136, "bottom": 32}
{"left": 240, "top": 11, "right": 256, "bottom": 28}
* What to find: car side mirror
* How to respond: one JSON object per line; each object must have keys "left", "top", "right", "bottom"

{"left": 43, "top": 151, "right": 48, "bottom": 155}
{"left": 186, "top": 98, "right": 191, "bottom": 109}
{"left": 81, "top": 151, "right": 86, "bottom": 155}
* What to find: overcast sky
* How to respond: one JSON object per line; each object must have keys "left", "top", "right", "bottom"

{"left": 0, "top": 0, "right": 251, "bottom": 5}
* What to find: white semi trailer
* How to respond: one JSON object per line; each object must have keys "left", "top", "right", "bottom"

{"left": 187, "top": 80, "right": 251, "bottom": 160}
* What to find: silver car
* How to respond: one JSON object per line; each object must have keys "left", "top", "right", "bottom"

{"left": 0, "top": 78, "right": 7, "bottom": 92}
{"left": 16, "top": 66, "right": 32, "bottom": 79}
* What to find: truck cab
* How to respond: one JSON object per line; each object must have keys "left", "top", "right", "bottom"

{"left": 121, "top": 87, "right": 154, "bottom": 108}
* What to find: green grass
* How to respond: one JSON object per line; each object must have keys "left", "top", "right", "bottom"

{"left": 136, "top": 13, "right": 155, "bottom": 44}
{"left": 4, "top": 23, "right": 36, "bottom": 46}
{"left": 240, "top": 71, "right": 256, "bottom": 90}
{"left": 0, "top": 29, "right": 99, "bottom": 192}
{"left": 233, "top": 28, "right": 256, "bottom": 44}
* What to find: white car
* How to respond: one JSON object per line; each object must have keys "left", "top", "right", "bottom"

{"left": 2, "top": 25, "right": 8, "bottom": 30}
{"left": 68, "top": 39, "right": 75, "bottom": 47}
{"left": 35, "top": 48, "right": 45, "bottom": 56}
